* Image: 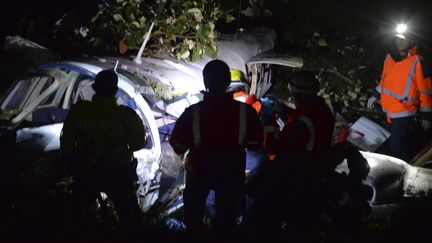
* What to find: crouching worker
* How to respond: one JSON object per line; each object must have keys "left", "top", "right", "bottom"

{"left": 169, "top": 60, "right": 263, "bottom": 242}
{"left": 321, "top": 142, "right": 372, "bottom": 238}
{"left": 60, "top": 70, "right": 146, "bottom": 241}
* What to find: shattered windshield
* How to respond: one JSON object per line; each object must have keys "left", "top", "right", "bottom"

{"left": 0, "top": 67, "right": 72, "bottom": 124}
{"left": 1, "top": 76, "right": 55, "bottom": 114}
{"left": 2, "top": 79, "right": 34, "bottom": 110}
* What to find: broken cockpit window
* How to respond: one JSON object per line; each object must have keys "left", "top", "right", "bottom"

{"left": 0, "top": 76, "right": 57, "bottom": 122}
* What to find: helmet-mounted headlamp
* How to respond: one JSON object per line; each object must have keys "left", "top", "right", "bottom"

{"left": 395, "top": 23, "right": 412, "bottom": 40}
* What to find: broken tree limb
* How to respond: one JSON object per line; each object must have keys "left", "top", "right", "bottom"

{"left": 304, "top": 67, "right": 356, "bottom": 86}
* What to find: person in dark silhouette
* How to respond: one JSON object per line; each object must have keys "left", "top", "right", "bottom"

{"left": 246, "top": 71, "right": 335, "bottom": 241}
{"left": 247, "top": 72, "right": 372, "bottom": 242}
{"left": 169, "top": 59, "right": 263, "bottom": 242}
{"left": 60, "top": 69, "right": 146, "bottom": 241}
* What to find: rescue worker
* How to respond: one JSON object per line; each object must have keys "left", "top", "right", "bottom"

{"left": 277, "top": 71, "right": 335, "bottom": 161}
{"left": 60, "top": 70, "right": 146, "bottom": 241}
{"left": 228, "top": 69, "right": 279, "bottom": 161}
{"left": 276, "top": 71, "right": 336, "bottom": 225}
{"left": 246, "top": 71, "right": 335, "bottom": 241}
{"left": 367, "top": 23, "right": 432, "bottom": 161}
{"left": 229, "top": 69, "right": 263, "bottom": 114}
{"left": 226, "top": 69, "right": 268, "bottom": 220}
{"left": 169, "top": 60, "right": 263, "bottom": 241}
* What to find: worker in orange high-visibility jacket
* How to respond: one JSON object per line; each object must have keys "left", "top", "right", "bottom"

{"left": 367, "top": 23, "right": 432, "bottom": 161}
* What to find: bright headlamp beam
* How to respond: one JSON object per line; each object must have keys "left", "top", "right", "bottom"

{"left": 396, "top": 23, "right": 407, "bottom": 34}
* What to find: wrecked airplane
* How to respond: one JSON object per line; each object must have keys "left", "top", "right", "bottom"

{"left": 0, "top": 28, "right": 295, "bottom": 215}
{"left": 1, "top": 27, "right": 432, "bottom": 219}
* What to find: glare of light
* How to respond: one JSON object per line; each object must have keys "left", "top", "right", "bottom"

{"left": 367, "top": 157, "right": 378, "bottom": 168}
{"left": 396, "top": 23, "right": 407, "bottom": 34}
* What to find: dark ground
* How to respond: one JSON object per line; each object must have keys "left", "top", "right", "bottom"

{"left": 2, "top": 178, "right": 432, "bottom": 243}
{"left": 2, "top": 142, "right": 432, "bottom": 243}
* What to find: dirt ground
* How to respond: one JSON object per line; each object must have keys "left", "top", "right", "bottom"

{"left": 2, "top": 145, "right": 432, "bottom": 243}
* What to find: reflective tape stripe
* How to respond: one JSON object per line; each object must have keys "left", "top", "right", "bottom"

{"left": 192, "top": 103, "right": 247, "bottom": 147}
{"left": 192, "top": 105, "right": 201, "bottom": 147}
{"left": 403, "top": 57, "right": 419, "bottom": 98}
{"left": 375, "top": 86, "right": 381, "bottom": 94}
{"left": 386, "top": 110, "right": 417, "bottom": 118}
{"left": 381, "top": 88, "right": 419, "bottom": 102}
{"left": 420, "top": 106, "right": 432, "bottom": 112}
{"left": 297, "top": 116, "right": 315, "bottom": 151}
{"left": 238, "top": 104, "right": 247, "bottom": 146}
{"left": 385, "top": 54, "right": 391, "bottom": 62}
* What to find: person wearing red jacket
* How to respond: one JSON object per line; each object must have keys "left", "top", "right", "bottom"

{"left": 246, "top": 71, "right": 335, "bottom": 241}
{"left": 367, "top": 23, "right": 432, "bottom": 161}
{"left": 277, "top": 72, "right": 335, "bottom": 161}
{"left": 169, "top": 60, "right": 263, "bottom": 241}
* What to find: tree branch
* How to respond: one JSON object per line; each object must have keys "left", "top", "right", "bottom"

{"left": 304, "top": 67, "right": 356, "bottom": 86}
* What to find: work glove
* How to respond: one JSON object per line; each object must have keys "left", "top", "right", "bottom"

{"left": 421, "top": 119, "right": 431, "bottom": 130}
{"left": 367, "top": 96, "right": 378, "bottom": 109}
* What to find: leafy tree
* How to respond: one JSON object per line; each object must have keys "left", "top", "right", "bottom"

{"left": 272, "top": 0, "right": 432, "bottom": 122}
{"left": 255, "top": 0, "right": 390, "bottom": 122}
{"left": 85, "top": 0, "right": 234, "bottom": 61}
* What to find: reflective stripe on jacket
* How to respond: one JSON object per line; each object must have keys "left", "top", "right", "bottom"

{"left": 169, "top": 92, "right": 263, "bottom": 156}
{"left": 192, "top": 102, "right": 247, "bottom": 147}
{"left": 376, "top": 49, "right": 432, "bottom": 119}
{"left": 278, "top": 97, "right": 335, "bottom": 154}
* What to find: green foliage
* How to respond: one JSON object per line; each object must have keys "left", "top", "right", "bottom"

{"left": 276, "top": 0, "right": 388, "bottom": 121}
{"left": 304, "top": 35, "right": 381, "bottom": 120}
{"left": 86, "top": 0, "right": 234, "bottom": 61}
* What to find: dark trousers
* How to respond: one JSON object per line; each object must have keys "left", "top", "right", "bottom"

{"left": 246, "top": 165, "right": 322, "bottom": 242}
{"left": 389, "top": 116, "right": 414, "bottom": 161}
{"left": 184, "top": 171, "right": 243, "bottom": 239}
{"left": 71, "top": 168, "right": 141, "bottom": 241}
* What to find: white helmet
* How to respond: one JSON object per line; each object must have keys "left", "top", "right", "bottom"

{"left": 395, "top": 23, "right": 415, "bottom": 40}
